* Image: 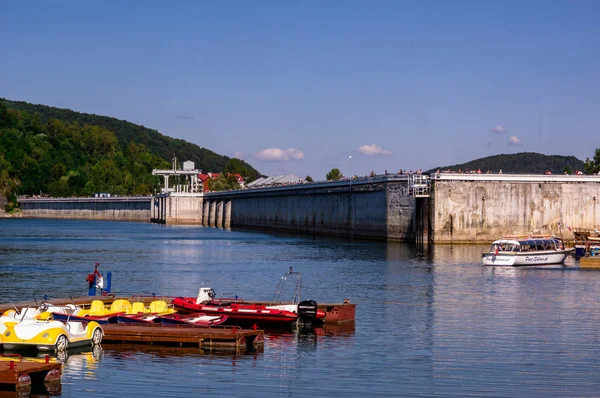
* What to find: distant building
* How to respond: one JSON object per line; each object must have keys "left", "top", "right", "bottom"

{"left": 198, "top": 173, "right": 246, "bottom": 192}
{"left": 246, "top": 174, "right": 305, "bottom": 188}
{"left": 152, "top": 157, "right": 202, "bottom": 194}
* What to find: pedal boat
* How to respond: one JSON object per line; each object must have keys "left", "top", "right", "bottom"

{"left": 0, "top": 318, "right": 103, "bottom": 352}
{"left": 2, "top": 300, "right": 82, "bottom": 322}
{"left": 115, "top": 300, "right": 179, "bottom": 324}
{"left": 52, "top": 299, "right": 175, "bottom": 324}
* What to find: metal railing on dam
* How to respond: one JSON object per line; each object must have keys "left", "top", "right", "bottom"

{"left": 18, "top": 196, "right": 152, "bottom": 221}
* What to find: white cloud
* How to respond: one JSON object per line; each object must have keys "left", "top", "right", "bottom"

{"left": 358, "top": 144, "right": 392, "bottom": 156}
{"left": 507, "top": 136, "right": 523, "bottom": 146}
{"left": 490, "top": 125, "right": 506, "bottom": 134}
{"left": 254, "top": 148, "right": 305, "bottom": 161}
{"left": 232, "top": 151, "right": 244, "bottom": 160}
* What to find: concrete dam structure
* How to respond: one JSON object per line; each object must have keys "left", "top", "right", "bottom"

{"left": 198, "top": 175, "right": 430, "bottom": 241}
{"left": 18, "top": 196, "right": 151, "bottom": 221}
{"left": 18, "top": 174, "right": 600, "bottom": 243}
{"left": 431, "top": 174, "right": 600, "bottom": 243}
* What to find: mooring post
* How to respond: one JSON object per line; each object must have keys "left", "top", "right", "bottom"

{"left": 106, "top": 272, "right": 112, "bottom": 293}
{"left": 88, "top": 276, "right": 96, "bottom": 296}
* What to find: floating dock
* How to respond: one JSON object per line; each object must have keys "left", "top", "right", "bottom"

{"left": 0, "top": 354, "right": 61, "bottom": 393}
{"left": 101, "top": 324, "right": 264, "bottom": 352}
{"left": 0, "top": 297, "right": 356, "bottom": 324}
{"left": 580, "top": 257, "right": 600, "bottom": 269}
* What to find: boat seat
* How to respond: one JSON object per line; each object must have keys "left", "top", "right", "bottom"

{"left": 110, "top": 299, "right": 132, "bottom": 314}
{"left": 90, "top": 300, "right": 107, "bottom": 316}
{"left": 149, "top": 300, "right": 168, "bottom": 314}
{"left": 67, "top": 322, "right": 84, "bottom": 334}
{"left": 131, "top": 302, "right": 148, "bottom": 314}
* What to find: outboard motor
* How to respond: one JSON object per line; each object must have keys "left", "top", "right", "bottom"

{"left": 297, "top": 300, "right": 318, "bottom": 328}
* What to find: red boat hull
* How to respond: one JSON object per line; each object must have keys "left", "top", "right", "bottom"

{"left": 172, "top": 297, "right": 298, "bottom": 328}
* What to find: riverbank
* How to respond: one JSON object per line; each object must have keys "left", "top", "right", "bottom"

{"left": 0, "top": 209, "right": 23, "bottom": 218}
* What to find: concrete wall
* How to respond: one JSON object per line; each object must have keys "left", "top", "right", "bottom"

{"left": 431, "top": 174, "right": 600, "bottom": 243}
{"left": 165, "top": 194, "right": 203, "bottom": 225}
{"left": 19, "top": 197, "right": 151, "bottom": 221}
{"left": 23, "top": 174, "right": 600, "bottom": 244}
{"left": 204, "top": 176, "right": 418, "bottom": 240}
{"left": 386, "top": 182, "right": 422, "bottom": 241}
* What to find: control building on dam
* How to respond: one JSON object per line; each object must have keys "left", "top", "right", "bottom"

{"left": 18, "top": 174, "right": 600, "bottom": 243}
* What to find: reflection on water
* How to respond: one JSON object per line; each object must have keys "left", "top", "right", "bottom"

{"left": 2, "top": 219, "right": 600, "bottom": 396}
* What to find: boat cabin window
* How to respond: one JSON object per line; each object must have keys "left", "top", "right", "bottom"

{"left": 491, "top": 238, "right": 565, "bottom": 252}
{"left": 490, "top": 242, "right": 519, "bottom": 252}
{"left": 516, "top": 238, "right": 563, "bottom": 251}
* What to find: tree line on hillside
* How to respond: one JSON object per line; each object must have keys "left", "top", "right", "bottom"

{"left": 2, "top": 98, "right": 260, "bottom": 182}
{"left": 428, "top": 152, "right": 589, "bottom": 175}
{"left": 0, "top": 103, "right": 256, "bottom": 212}
{"left": 585, "top": 149, "right": 600, "bottom": 174}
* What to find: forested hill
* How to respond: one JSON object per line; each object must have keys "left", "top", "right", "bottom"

{"left": 428, "top": 153, "right": 585, "bottom": 174}
{"left": 1, "top": 98, "right": 260, "bottom": 179}
{"left": 0, "top": 98, "right": 261, "bottom": 210}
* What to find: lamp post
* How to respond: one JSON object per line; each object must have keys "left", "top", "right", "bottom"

{"left": 348, "top": 155, "right": 353, "bottom": 189}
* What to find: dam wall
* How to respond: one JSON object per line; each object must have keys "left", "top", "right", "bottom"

{"left": 17, "top": 174, "right": 600, "bottom": 243}
{"left": 431, "top": 174, "right": 600, "bottom": 243}
{"left": 202, "top": 176, "right": 422, "bottom": 241}
{"left": 18, "top": 197, "right": 152, "bottom": 221}
{"left": 152, "top": 193, "right": 204, "bottom": 225}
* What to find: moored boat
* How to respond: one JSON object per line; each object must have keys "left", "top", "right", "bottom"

{"left": 52, "top": 299, "right": 175, "bottom": 324}
{"left": 151, "top": 313, "right": 228, "bottom": 326}
{"left": 0, "top": 318, "right": 103, "bottom": 352}
{"left": 172, "top": 295, "right": 302, "bottom": 327}
{"left": 172, "top": 268, "right": 325, "bottom": 328}
{"left": 482, "top": 235, "right": 572, "bottom": 266}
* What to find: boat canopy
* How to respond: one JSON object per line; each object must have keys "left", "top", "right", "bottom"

{"left": 489, "top": 236, "right": 564, "bottom": 252}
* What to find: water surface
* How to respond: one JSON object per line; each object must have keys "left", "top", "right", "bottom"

{"left": 0, "top": 219, "right": 598, "bottom": 397}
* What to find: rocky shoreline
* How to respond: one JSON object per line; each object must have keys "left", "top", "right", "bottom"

{"left": 0, "top": 210, "right": 23, "bottom": 218}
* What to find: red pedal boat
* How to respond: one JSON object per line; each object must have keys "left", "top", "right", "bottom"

{"left": 172, "top": 268, "right": 325, "bottom": 329}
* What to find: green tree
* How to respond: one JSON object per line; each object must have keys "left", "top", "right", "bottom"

{"left": 2, "top": 97, "right": 262, "bottom": 178}
{"left": 305, "top": 175, "right": 313, "bottom": 182}
{"left": 209, "top": 173, "right": 241, "bottom": 191}
{"left": 326, "top": 168, "right": 343, "bottom": 181}
{"left": 564, "top": 165, "right": 573, "bottom": 175}
{"left": 0, "top": 97, "right": 262, "bottom": 204}
{"left": 584, "top": 149, "right": 600, "bottom": 174}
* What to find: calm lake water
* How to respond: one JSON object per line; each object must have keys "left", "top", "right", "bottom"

{"left": 1, "top": 218, "right": 599, "bottom": 397}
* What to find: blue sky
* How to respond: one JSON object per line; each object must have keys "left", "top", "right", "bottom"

{"left": 2, "top": 1, "right": 599, "bottom": 179}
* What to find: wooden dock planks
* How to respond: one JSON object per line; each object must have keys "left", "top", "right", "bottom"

{"left": 580, "top": 257, "right": 600, "bottom": 269}
{"left": 101, "top": 323, "right": 264, "bottom": 351}
{"left": 0, "top": 360, "right": 61, "bottom": 390}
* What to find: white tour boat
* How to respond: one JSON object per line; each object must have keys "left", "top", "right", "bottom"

{"left": 482, "top": 235, "right": 572, "bottom": 266}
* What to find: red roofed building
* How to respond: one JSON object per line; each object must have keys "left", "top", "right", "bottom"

{"left": 198, "top": 173, "right": 246, "bottom": 192}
